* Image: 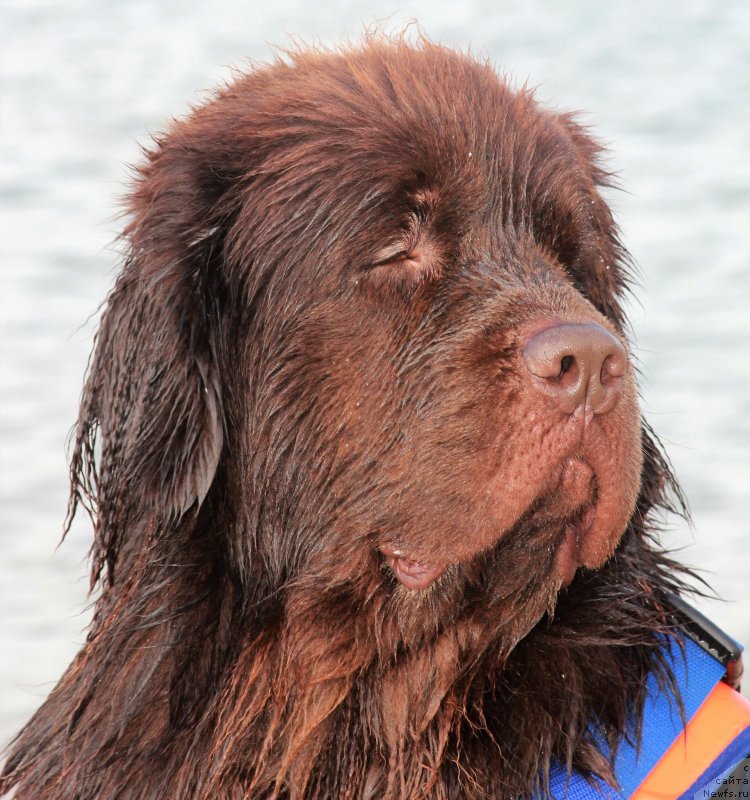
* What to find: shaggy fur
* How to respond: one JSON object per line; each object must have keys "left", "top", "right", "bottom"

{"left": 3, "top": 37, "right": 692, "bottom": 799}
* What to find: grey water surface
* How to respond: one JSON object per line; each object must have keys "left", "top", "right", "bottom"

{"left": 1, "top": 0, "right": 749, "bottom": 746}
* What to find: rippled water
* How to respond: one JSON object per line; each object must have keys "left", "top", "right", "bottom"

{"left": 2, "top": 0, "right": 749, "bottom": 746}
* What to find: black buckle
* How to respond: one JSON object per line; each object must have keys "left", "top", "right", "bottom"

{"left": 666, "top": 592, "right": 744, "bottom": 692}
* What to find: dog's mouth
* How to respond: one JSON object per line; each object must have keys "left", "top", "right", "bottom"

{"left": 379, "top": 544, "right": 447, "bottom": 591}
{"left": 381, "top": 458, "right": 598, "bottom": 592}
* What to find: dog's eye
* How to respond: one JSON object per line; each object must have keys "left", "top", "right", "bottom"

{"left": 368, "top": 246, "right": 435, "bottom": 281}
{"left": 373, "top": 250, "right": 419, "bottom": 269}
{"left": 359, "top": 242, "right": 441, "bottom": 298}
{"left": 370, "top": 243, "right": 418, "bottom": 269}
{"left": 358, "top": 215, "right": 443, "bottom": 296}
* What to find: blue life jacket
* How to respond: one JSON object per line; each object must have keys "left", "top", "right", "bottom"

{"left": 542, "top": 596, "right": 750, "bottom": 799}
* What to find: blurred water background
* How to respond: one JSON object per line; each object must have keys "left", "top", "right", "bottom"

{"left": 1, "top": 0, "right": 749, "bottom": 747}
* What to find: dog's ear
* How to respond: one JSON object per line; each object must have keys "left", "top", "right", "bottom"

{"left": 68, "top": 126, "right": 236, "bottom": 586}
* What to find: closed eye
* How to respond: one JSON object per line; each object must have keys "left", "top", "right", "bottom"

{"left": 357, "top": 208, "right": 443, "bottom": 295}
{"left": 370, "top": 242, "right": 419, "bottom": 269}
{"left": 358, "top": 239, "right": 442, "bottom": 299}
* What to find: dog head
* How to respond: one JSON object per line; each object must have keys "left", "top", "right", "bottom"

{"left": 81, "top": 41, "right": 640, "bottom": 638}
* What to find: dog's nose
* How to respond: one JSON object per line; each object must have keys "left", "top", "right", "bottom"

{"left": 522, "top": 322, "right": 627, "bottom": 415}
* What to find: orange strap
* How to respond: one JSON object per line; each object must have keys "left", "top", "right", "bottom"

{"left": 632, "top": 681, "right": 750, "bottom": 799}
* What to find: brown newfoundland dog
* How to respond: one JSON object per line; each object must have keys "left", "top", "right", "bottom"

{"left": 2, "top": 38, "right": 692, "bottom": 799}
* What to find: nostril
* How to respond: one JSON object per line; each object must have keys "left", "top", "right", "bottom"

{"left": 559, "top": 354, "right": 575, "bottom": 378}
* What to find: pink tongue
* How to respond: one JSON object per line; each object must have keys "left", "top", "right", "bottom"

{"left": 380, "top": 546, "right": 445, "bottom": 590}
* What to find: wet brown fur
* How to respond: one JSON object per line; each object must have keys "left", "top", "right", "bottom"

{"left": 2, "top": 36, "right": 692, "bottom": 799}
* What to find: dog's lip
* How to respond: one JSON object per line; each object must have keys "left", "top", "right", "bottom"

{"left": 557, "top": 504, "right": 596, "bottom": 588}
{"left": 379, "top": 544, "right": 446, "bottom": 591}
